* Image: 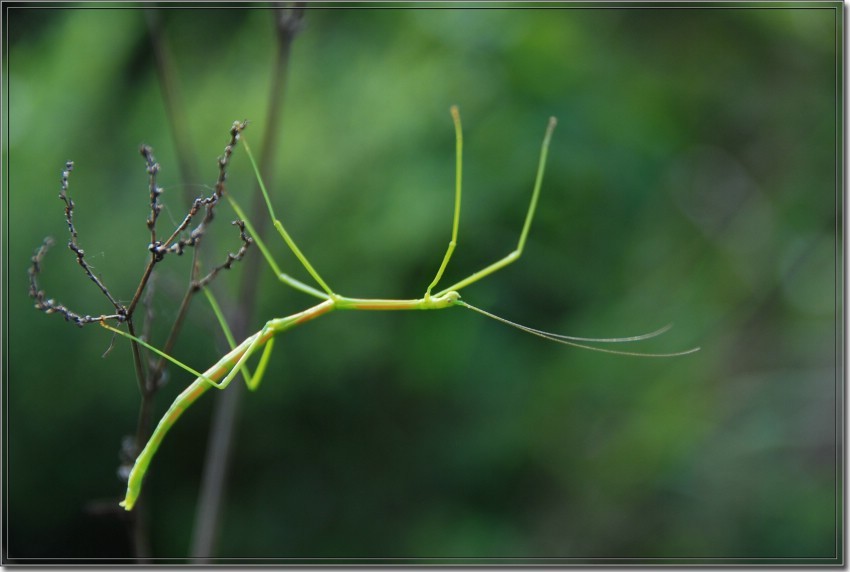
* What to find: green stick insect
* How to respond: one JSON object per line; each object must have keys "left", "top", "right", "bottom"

{"left": 93, "top": 107, "right": 698, "bottom": 510}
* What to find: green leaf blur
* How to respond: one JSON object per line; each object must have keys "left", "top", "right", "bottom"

{"left": 7, "top": 4, "right": 840, "bottom": 563}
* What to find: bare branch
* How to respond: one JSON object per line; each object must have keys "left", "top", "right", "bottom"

{"left": 141, "top": 145, "right": 163, "bottom": 244}
{"left": 28, "top": 238, "right": 124, "bottom": 326}
{"left": 58, "top": 162, "right": 124, "bottom": 313}
{"left": 194, "top": 220, "right": 253, "bottom": 290}
{"left": 32, "top": 122, "right": 255, "bottom": 557}
{"left": 149, "top": 121, "right": 249, "bottom": 261}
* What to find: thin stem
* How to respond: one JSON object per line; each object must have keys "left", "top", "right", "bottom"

{"left": 136, "top": 21, "right": 204, "bottom": 544}
{"left": 158, "top": 195, "right": 213, "bottom": 253}
{"left": 28, "top": 239, "right": 124, "bottom": 326}
{"left": 190, "top": 5, "right": 306, "bottom": 560}
{"left": 58, "top": 162, "right": 124, "bottom": 312}
{"left": 145, "top": 8, "right": 200, "bottom": 203}
{"left": 125, "top": 319, "right": 148, "bottom": 394}
{"left": 126, "top": 262, "right": 156, "bottom": 319}
{"left": 141, "top": 145, "right": 163, "bottom": 244}
{"left": 150, "top": 285, "right": 194, "bottom": 384}
{"left": 194, "top": 220, "right": 253, "bottom": 290}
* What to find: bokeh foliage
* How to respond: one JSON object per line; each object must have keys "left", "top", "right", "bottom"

{"left": 6, "top": 4, "right": 840, "bottom": 562}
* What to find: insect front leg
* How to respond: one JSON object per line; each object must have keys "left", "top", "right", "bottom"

{"left": 436, "top": 116, "right": 557, "bottom": 297}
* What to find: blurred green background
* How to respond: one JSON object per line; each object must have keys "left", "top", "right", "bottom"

{"left": 6, "top": 4, "right": 840, "bottom": 563}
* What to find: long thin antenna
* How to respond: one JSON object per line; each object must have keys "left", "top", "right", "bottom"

{"left": 458, "top": 301, "right": 700, "bottom": 358}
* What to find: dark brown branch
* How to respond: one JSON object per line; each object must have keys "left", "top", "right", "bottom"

{"left": 149, "top": 121, "right": 248, "bottom": 261}
{"left": 140, "top": 270, "right": 157, "bottom": 345}
{"left": 194, "top": 220, "right": 253, "bottom": 290}
{"left": 215, "top": 120, "right": 248, "bottom": 199}
{"left": 31, "top": 120, "right": 256, "bottom": 561}
{"left": 28, "top": 238, "right": 124, "bottom": 326}
{"left": 141, "top": 145, "right": 163, "bottom": 244}
{"left": 142, "top": 121, "right": 252, "bottom": 387}
{"left": 126, "top": 122, "right": 243, "bottom": 317}
{"left": 58, "top": 162, "right": 125, "bottom": 313}
{"left": 154, "top": 194, "right": 216, "bottom": 257}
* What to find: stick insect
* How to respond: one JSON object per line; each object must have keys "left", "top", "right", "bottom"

{"left": 74, "top": 107, "right": 697, "bottom": 510}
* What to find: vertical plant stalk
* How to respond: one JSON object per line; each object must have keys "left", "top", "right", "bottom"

{"left": 128, "top": 11, "right": 253, "bottom": 558}
{"left": 138, "top": 9, "right": 203, "bottom": 561}
{"left": 189, "top": 5, "right": 305, "bottom": 560}
{"left": 126, "top": 15, "right": 192, "bottom": 557}
{"left": 145, "top": 8, "right": 201, "bottom": 202}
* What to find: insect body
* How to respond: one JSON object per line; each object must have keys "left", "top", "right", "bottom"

{"left": 39, "top": 107, "right": 699, "bottom": 511}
